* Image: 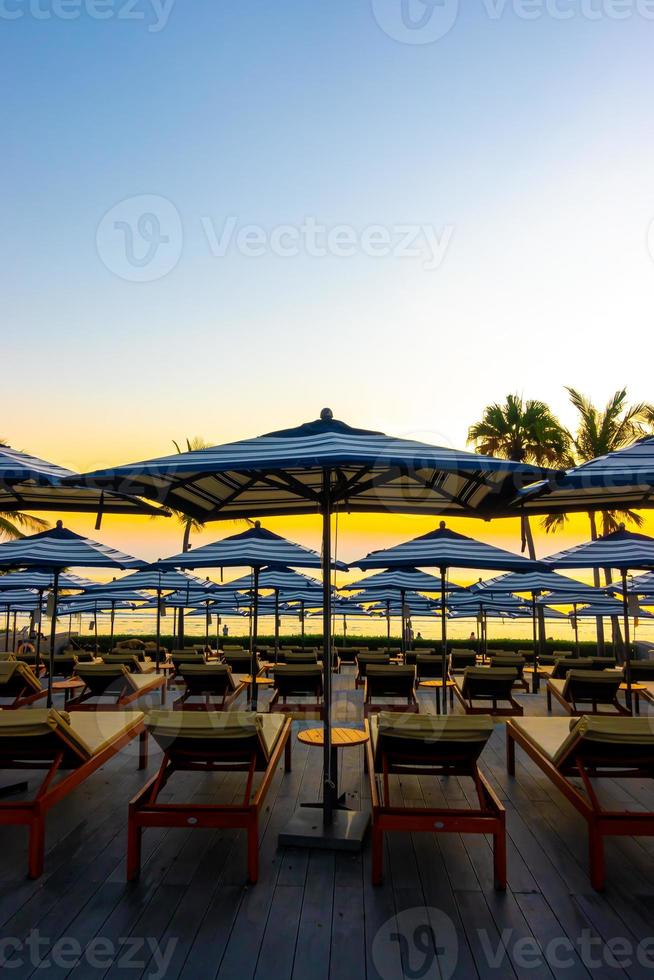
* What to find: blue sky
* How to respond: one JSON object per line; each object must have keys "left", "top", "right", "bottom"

{"left": 3, "top": 1, "right": 654, "bottom": 470}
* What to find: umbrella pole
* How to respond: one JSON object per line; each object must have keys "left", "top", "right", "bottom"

{"left": 11, "top": 611, "right": 17, "bottom": 651}
{"left": 386, "top": 600, "right": 391, "bottom": 650}
{"left": 205, "top": 601, "right": 210, "bottom": 650}
{"left": 35, "top": 591, "right": 43, "bottom": 673}
{"left": 110, "top": 602, "right": 115, "bottom": 649}
{"left": 94, "top": 603, "right": 98, "bottom": 653}
{"left": 274, "top": 588, "right": 280, "bottom": 662}
{"left": 4, "top": 605, "right": 9, "bottom": 653}
{"left": 400, "top": 589, "right": 406, "bottom": 659}
{"left": 531, "top": 594, "right": 539, "bottom": 694}
{"left": 155, "top": 586, "right": 162, "bottom": 674}
{"left": 321, "top": 468, "right": 334, "bottom": 825}
{"left": 47, "top": 570, "right": 60, "bottom": 708}
{"left": 251, "top": 567, "right": 260, "bottom": 711}
{"left": 216, "top": 615, "right": 221, "bottom": 652}
{"left": 301, "top": 601, "right": 305, "bottom": 647}
{"left": 440, "top": 566, "right": 448, "bottom": 715}
{"left": 622, "top": 570, "right": 633, "bottom": 712}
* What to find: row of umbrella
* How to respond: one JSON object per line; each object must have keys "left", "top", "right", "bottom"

{"left": 2, "top": 410, "right": 654, "bottom": 843}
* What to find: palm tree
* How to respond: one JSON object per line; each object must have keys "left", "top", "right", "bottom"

{"left": 540, "top": 388, "right": 654, "bottom": 651}
{"left": 0, "top": 439, "right": 49, "bottom": 540}
{"left": 468, "top": 395, "right": 572, "bottom": 559}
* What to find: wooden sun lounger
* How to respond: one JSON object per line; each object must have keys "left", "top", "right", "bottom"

{"left": 506, "top": 715, "right": 654, "bottom": 889}
{"left": 0, "top": 661, "right": 46, "bottom": 709}
{"left": 546, "top": 670, "right": 628, "bottom": 716}
{"left": 366, "top": 712, "right": 506, "bottom": 888}
{"left": 363, "top": 665, "right": 418, "bottom": 716}
{"left": 172, "top": 664, "right": 246, "bottom": 710}
{"left": 66, "top": 663, "right": 167, "bottom": 710}
{"left": 127, "top": 710, "right": 292, "bottom": 883}
{"left": 0, "top": 708, "right": 147, "bottom": 878}
{"left": 453, "top": 667, "right": 523, "bottom": 717}
{"left": 269, "top": 664, "right": 324, "bottom": 718}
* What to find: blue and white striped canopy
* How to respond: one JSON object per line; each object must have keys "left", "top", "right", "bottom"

{"left": 0, "top": 589, "right": 41, "bottom": 609}
{"left": 59, "top": 598, "right": 137, "bottom": 615}
{"left": 470, "top": 570, "right": 602, "bottom": 596}
{"left": 509, "top": 436, "right": 654, "bottom": 516}
{"left": 352, "top": 587, "right": 440, "bottom": 605}
{"left": 445, "top": 594, "right": 532, "bottom": 614}
{"left": 341, "top": 569, "right": 461, "bottom": 593}
{"left": 536, "top": 589, "right": 610, "bottom": 605}
{"left": 307, "top": 600, "right": 371, "bottom": 618}
{"left": 0, "top": 522, "right": 143, "bottom": 571}
{"left": 571, "top": 601, "right": 654, "bottom": 619}
{"left": 81, "top": 569, "right": 217, "bottom": 594}
{"left": 545, "top": 529, "right": 654, "bottom": 572}
{"left": 279, "top": 588, "right": 336, "bottom": 607}
{"left": 70, "top": 410, "right": 555, "bottom": 522}
{"left": 223, "top": 567, "right": 322, "bottom": 593}
{"left": 355, "top": 522, "right": 544, "bottom": 573}
{"left": 63, "top": 589, "right": 151, "bottom": 607}
{"left": 0, "top": 444, "right": 166, "bottom": 517}
{"left": 0, "top": 570, "right": 95, "bottom": 592}
{"left": 614, "top": 572, "right": 654, "bottom": 597}
{"left": 155, "top": 523, "right": 346, "bottom": 573}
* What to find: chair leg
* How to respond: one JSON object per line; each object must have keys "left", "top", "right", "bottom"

{"left": 285, "top": 736, "right": 292, "bottom": 773}
{"left": 546, "top": 688, "right": 552, "bottom": 712}
{"left": 126, "top": 812, "right": 142, "bottom": 881}
{"left": 494, "top": 818, "right": 507, "bottom": 890}
{"left": 138, "top": 730, "right": 148, "bottom": 770}
{"left": 506, "top": 732, "right": 516, "bottom": 776}
{"left": 28, "top": 811, "right": 46, "bottom": 879}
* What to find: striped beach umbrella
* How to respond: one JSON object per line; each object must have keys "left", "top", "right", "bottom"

{"left": 545, "top": 528, "right": 654, "bottom": 707}
{"left": 0, "top": 521, "right": 142, "bottom": 703}
{"left": 74, "top": 408, "right": 554, "bottom": 841}
{"left": 0, "top": 444, "right": 166, "bottom": 521}
{"left": 508, "top": 435, "right": 654, "bottom": 516}
{"left": 355, "top": 521, "right": 543, "bottom": 711}
{"left": 156, "top": 522, "right": 346, "bottom": 707}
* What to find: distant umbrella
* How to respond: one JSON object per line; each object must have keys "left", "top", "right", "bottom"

{"left": 0, "top": 522, "right": 142, "bottom": 704}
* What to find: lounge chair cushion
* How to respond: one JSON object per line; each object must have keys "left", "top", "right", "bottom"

{"left": 0, "top": 707, "right": 144, "bottom": 760}
{"left": 146, "top": 709, "right": 286, "bottom": 759}
{"left": 512, "top": 715, "right": 654, "bottom": 768}
{"left": 375, "top": 712, "right": 493, "bottom": 742}
{"left": 0, "top": 659, "right": 42, "bottom": 692}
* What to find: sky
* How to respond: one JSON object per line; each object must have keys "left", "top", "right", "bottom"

{"left": 2, "top": 0, "right": 654, "bottom": 597}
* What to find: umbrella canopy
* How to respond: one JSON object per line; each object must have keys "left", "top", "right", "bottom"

{"left": 0, "top": 444, "right": 166, "bottom": 518}
{"left": 356, "top": 523, "right": 544, "bottom": 574}
{"left": 81, "top": 569, "right": 216, "bottom": 594}
{"left": 611, "top": 571, "right": 654, "bottom": 597}
{"left": 0, "top": 589, "right": 41, "bottom": 609}
{"left": 545, "top": 528, "right": 654, "bottom": 706}
{"left": 72, "top": 409, "right": 554, "bottom": 840}
{"left": 571, "top": 600, "right": 654, "bottom": 619}
{"left": 341, "top": 568, "right": 460, "bottom": 593}
{"left": 545, "top": 529, "right": 654, "bottom": 573}
{"left": 156, "top": 523, "right": 346, "bottom": 574}
{"left": 508, "top": 436, "right": 654, "bottom": 516}
{"left": 0, "top": 570, "right": 95, "bottom": 592}
{"left": 355, "top": 521, "right": 543, "bottom": 710}
{"left": 224, "top": 567, "right": 321, "bottom": 593}
{"left": 72, "top": 410, "right": 555, "bottom": 522}
{"left": 0, "top": 522, "right": 142, "bottom": 702}
{"left": 470, "top": 570, "right": 603, "bottom": 596}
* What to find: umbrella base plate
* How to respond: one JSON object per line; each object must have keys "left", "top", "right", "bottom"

{"left": 279, "top": 807, "right": 370, "bottom": 852}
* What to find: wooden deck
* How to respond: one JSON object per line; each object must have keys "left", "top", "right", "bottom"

{"left": 2, "top": 670, "right": 654, "bottom": 979}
